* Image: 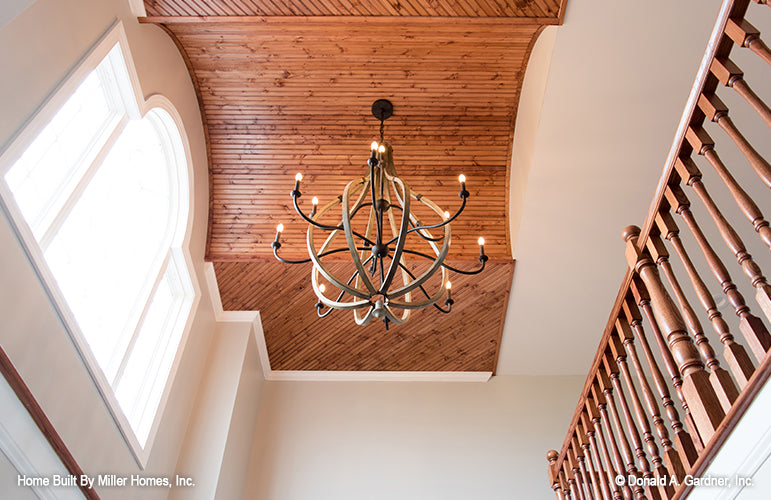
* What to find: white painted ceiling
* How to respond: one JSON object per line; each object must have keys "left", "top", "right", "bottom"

{"left": 498, "top": 0, "right": 751, "bottom": 375}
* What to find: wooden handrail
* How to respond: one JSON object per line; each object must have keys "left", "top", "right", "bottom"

{"left": 548, "top": 0, "right": 771, "bottom": 497}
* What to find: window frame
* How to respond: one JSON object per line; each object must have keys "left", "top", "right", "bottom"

{"left": 0, "top": 22, "right": 200, "bottom": 467}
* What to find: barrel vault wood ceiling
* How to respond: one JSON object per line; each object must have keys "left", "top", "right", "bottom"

{"left": 140, "top": 0, "right": 568, "bottom": 373}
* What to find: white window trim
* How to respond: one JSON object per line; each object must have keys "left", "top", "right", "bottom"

{"left": 0, "top": 21, "right": 201, "bottom": 468}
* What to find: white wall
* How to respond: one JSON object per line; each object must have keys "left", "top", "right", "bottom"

{"left": 171, "top": 320, "right": 265, "bottom": 500}
{"left": 243, "top": 375, "right": 584, "bottom": 500}
{"left": 0, "top": 453, "right": 36, "bottom": 500}
{"left": 0, "top": 0, "right": 217, "bottom": 498}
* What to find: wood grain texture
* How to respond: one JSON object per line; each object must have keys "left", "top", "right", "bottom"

{"left": 214, "top": 259, "right": 514, "bottom": 371}
{"left": 144, "top": 0, "right": 566, "bottom": 18}
{"left": 154, "top": 16, "right": 542, "bottom": 262}
{"left": 142, "top": 0, "right": 562, "bottom": 372}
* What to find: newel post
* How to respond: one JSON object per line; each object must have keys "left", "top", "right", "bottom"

{"left": 623, "top": 226, "right": 725, "bottom": 444}
{"left": 548, "top": 450, "right": 567, "bottom": 499}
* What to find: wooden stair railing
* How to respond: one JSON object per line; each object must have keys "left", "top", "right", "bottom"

{"left": 547, "top": 1, "right": 771, "bottom": 498}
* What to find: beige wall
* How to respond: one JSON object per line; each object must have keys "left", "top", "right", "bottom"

{"left": 244, "top": 375, "right": 584, "bottom": 500}
{"left": 171, "top": 320, "right": 265, "bottom": 500}
{"left": 0, "top": 0, "right": 216, "bottom": 498}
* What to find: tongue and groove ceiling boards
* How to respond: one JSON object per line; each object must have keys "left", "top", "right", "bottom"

{"left": 140, "top": 0, "right": 567, "bottom": 373}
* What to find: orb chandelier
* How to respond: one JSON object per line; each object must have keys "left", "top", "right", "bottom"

{"left": 271, "top": 99, "right": 487, "bottom": 329}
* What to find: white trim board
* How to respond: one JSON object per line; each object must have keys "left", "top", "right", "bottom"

{"left": 203, "top": 263, "right": 493, "bottom": 383}
{"left": 686, "top": 373, "right": 771, "bottom": 500}
{"left": 0, "top": 376, "right": 84, "bottom": 500}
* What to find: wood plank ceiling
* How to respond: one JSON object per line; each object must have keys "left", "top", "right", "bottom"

{"left": 141, "top": 0, "right": 567, "bottom": 373}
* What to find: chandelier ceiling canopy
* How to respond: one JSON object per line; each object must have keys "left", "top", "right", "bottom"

{"left": 272, "top": 99, "right": 487, "bottom": 329}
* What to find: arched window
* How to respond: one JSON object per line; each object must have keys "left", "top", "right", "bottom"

{"left": 0, "top": 25, "right": 197, "bottom": 459}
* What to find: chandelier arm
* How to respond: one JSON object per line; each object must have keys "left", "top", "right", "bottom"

{"left": 349, "top": 202, "right": 373, "bottom": 221}
{"left": 406, "top": 194, "right": 466, "bottom": 233}
{"left": 382, "top": 203, "right": 443, "bottom": 241}
{"left": 311, "top": 264, "right": 371, "bottom": 309}
{"left": 383, "top": 186, "right": 450, "bottom": 298}
{"left": 399, "top": 248, "right": 488, "bottom": 275}
{"left": 380, "top": 176, "right": 411, "bottom": 293}
{"left": 309, "top": 193, "right": 373, "bottom": 300}
{"left": 341, "top": 177, "right": 378, "bottom": 295}
{"left": 387, "top": 263, "right": 448, "bottom": 309}
{"left": 378, "top": 306, "right": 409, "bottom": 326}
{"left": 382, "top": 188, "right": 413, "bottom": 321}
{"left": 433, "top": 302, "right": 452, "bottom": 313}
{"left": 317, "top": 306, "right": 335, "bottom": 318}
{"left": 385, "top": 217, "right": 446, "bottom": 245}
{"left": 354, "top": 304, "right": 378, "bottom": 326}
{"left": 292, "top": 194, "right": 343, "bottom": 232}
{"left": 272, "top": 245, "right": 312, "bottom": 264}
{"left": 388, "top": 195, "right": 468, "bottom": 245}
{"left": 382, "top": 181, "right": 448, "bottom": 246}
{"left": 316, "top": 254, "right": 374, "bottom": 318}
{"left": 370, "top": 160, "right": 384, "bottom": 250}
{"left": 293, "top": 191, "right": 376, "bottom": 246}
{"left": 396, "top": 264, "right": 452, "bottom": 314}
{"left": 274, "top": 243, "right": 370, "bottom": 265}
{"left": 397, "top": 262, "right": 436, "bottom": 300}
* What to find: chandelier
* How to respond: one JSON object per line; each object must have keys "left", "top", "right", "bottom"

{"left": 271, "top": 99, "right": 487, "bottom": 329}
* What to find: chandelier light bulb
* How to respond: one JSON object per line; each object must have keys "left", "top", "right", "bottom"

{"left": 446, "top": 281, "right": 452, "bottom": 290}
{"left": 371, "top": 141, "right": 379, "bottom": 151}
{"left": 378, "top": 145, "right": 386, "bottom": 153}
{"left": 293, "top": 172, "right": 303, "bottom": 195}
{"left": 478, "top": 237, "right": 488, "bottom": 262}
{"left": 458, "top": 174, "right": 466, "bottom": 184}
{"left": 444, "top": 211, "right": 450, "bottom": 219}
{"left": 319, "top": 283, "right": 326, "bottom": 293}
{"left": 311, "top": 196, "right": 319, "bottom": 217}
{"left": 273, "top": 223, "right": 284, "bottom": 246}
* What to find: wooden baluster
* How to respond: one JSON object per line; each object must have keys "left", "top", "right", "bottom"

{"left": 603, "top": 353, "right": 655, "bottom": 500}
{"left": 624, "top": 226, "right": 725, "bottom": 444}
{"left": 711, "top": 58, "right": 771, "bottom": 130}
{"left": 562, "top": 471, "right": 574, "bottom": 500}
{"left": 574, "top": 433, "right": 598, "bottom": 500}
{"left": 592, "top": 383, "right": 633, "bottom": 500}
{"left": 587, "top": 397, "right": 625, "bottom": 500}
{"left": 565, "top": 460, "right": 582, "bottom": 500}
{"left": 664, "top": 184, "right": 771, "bottom": 357}
{"left": 725, "top": 18, "right": 771, "bottom": 66}
{"left": 568, "top": 446, "right": 589, "bottom": 500}
{"left": 616, "top": 314, "right": 685, "bottom": 492}
{"left": 678, "top": 145, "right": 771, "bottom": 251}
{"left": 646, "top": 231, "right": 739, "bottom": 411}
{"left": 578, "top": 422, "right": 607, "bottom": 500}
{"left": 655, "top": 210, "right": 756, "bottom": 387}
{"left": 693, "top": 99, "right": 771, "bottom": 191}
{"left": 582, "top": 411, "right": 616, "bottom": 500}
{"left": 609, "top": 329, "right": 670, "bottom": 499}
{"left": 549, "top": 450, "right": 568, "bottom": 500}
{"left": 630, "top": 278, "right": 704, "bottom": 453}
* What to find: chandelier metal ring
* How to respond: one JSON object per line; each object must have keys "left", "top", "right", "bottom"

{"left": 272, "top": 99, "right": 487, "bottom": 329}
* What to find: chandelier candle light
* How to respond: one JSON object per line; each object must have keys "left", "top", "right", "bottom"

{"left": 272, "top": 99, "right": 487, "bottom": 329}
